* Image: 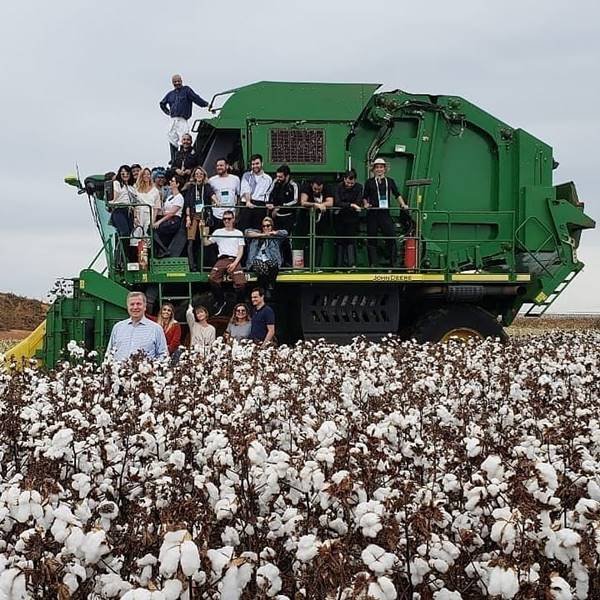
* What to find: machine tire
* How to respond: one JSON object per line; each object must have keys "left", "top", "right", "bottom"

{"left": 411, "top": 304, "right": 507, "bottom": 343}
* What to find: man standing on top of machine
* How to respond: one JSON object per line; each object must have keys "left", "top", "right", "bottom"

{"left": 159, "top": 74, "right": 208, "bottom": 163}
{"left": 363, "top": 157, "right": 409, "bottom": 268}
{"left": 240, "top": 154, "right": 273, "bottom": 231}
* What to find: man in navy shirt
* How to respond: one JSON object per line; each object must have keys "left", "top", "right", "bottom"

{"left": 159, "top": 74, "right": 209, "bottom": 162}
{"left": 249, "top": 288, "right": 275, "bottom": 345}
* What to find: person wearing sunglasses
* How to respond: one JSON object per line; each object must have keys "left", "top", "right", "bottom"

{"left": 245, "top": 217, "right": 288, "bottom": 296}
{"left": 224, "top": 303, "right": 252, "bottom": 341}
{"left": 204, "top": 210, "right": 246, "bottom": 315}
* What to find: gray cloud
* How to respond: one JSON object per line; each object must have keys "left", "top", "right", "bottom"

{"left": 0, "top": 0, "right": 598, "bottom": 311}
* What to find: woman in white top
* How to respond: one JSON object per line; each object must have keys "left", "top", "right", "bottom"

{"left": 186, "top": 304, "right": 216, "bottom": 350}
{"left": 153, "top": 174, "right": 185, "bottom": 257}
{"left": 134, "top": 168, "right": 161, "bottom": 237}
{"left": 109, "top": 165, "right": 137, "bottom": 238}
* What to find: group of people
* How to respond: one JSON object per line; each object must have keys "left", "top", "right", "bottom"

{"left": 107, "top": 288, "right": 276, "bottom": 362}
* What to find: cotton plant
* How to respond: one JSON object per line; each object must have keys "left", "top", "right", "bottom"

{"left": 0, "top": 332, "right": 599, "bottom": 597}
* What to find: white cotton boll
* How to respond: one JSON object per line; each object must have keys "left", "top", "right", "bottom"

{"left": 361, "top": 544, "right": 396, "bottom": 575}
{"left": 248, "top": 440, "right": 268, "bottom": 465}
{"left": 257, "top": 563, "right": 282, "bottom": 597}
{"left": 367, "top": 576, "right": 397, "bottom": 600}
{"left": 316, "top": 421, "right": 338, "bottom": 446}
{"left": 587, "top": 480, "right": 600, "bottom": 501}
{"left": 122, "top": 590, "right": 152, "bottom": 600}
{"left": 180, "top": 540, "right": 201, "bottom": 576}
{"left": 410, "top": 557, "right": 430, "bottom": 585}
{"left": 63, "top": 572, "right": 79, "bottom": 593}
{"left": 487, "top": 566, "right": 519, "bottom": 599}
{"left": 359, "top": 512, "right": 383, "bottom": 538}
{"left": 537, "top": 462, "right": 558, "bottom": 490}
{"left": 327, "top": 518, "right": 348, "bottom": 536}
{"left": 215, "top": 497, "right": 238, "bottom": 521}
{"left": 81, "top": 529, "right": 109, "bottom": 564}
{"left": 464, "top": 437, "right": 481, "bottom": 458}
{"left": 221, "top": 564, "right": 243, "bottom": 600}
{"left": 207, "top": 546, "right": 234, "bottom": 579}
{"left": 481, "top": 455, "right": 504, "bottom": 481}
{"left": 159, "top": 545, "right": 181, "bottom": 576}
{"left": 162, "top": 579, "right": 183, "bottom": 600}
{"left": 549, "top": 575, "right": 572, "bottom": 600}
{"left": 433, "top": 591, "right": 463, "bottom": 600}
{"left": 222, "top": 526, "right": 240, "bottom": 546}
{"left": 314, "top": 446, "right": 335, "bottom": 467}
{"left": 0, "top": 568, "right": 27, "bottom": 600}
{"left": 168, "top": 450, "right": 186, "bottom": 470}
{"left": 64, "top": 526, "right": 86, "bottom": 556}
{"left": 296, "top": 534, "right": 320, "bottom": 562}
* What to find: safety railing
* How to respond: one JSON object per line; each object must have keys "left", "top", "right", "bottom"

{"left": 102, "top": 202, "right": 529, "bottom": 278}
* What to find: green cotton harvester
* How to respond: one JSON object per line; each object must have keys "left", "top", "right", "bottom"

{"left": 8, "top": 81, "right": 595, "bottom": 366}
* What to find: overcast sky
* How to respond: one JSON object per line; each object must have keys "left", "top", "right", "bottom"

{"left": 0, "top": 0, "right": 598, "bottom": 313}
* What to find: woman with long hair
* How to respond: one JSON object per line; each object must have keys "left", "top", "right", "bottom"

{"left": 149, "top": 302, "right": 181, "bottom": 355}
{"left": 109, "top": 164, "right": 138, "bottom": 265}
{"left": 134, "top": 167, "right": 161, "bottom": 237}
{"left": 245, "top": 216, "right": 288, "bottom": 295}
{"left": 186, "top": 303, "right": 216, "bottom": 349}
{"left": 224, "top": 303, "right": 251, "bottom": 341}
{"left": 183, "top": 166, "right": 218, "bottom": 271}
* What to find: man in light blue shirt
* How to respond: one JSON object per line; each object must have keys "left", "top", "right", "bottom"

{"left": 107, "top": 292, "right": 168, "bottom": 361}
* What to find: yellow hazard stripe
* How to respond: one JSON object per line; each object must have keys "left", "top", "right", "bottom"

{"left": 451, "top": 274, "right": 531, "bottom": 282}
{"left": 277, "top": 273, "right": 446, "bottom": 283}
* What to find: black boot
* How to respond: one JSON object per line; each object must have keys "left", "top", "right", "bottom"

{"left": 187, "top": 240, "right": 196, "bottom": 272}
{"left": 169, "top": 143, "right": 178, "bottom": 164}
{"left": 346, "top": 244, "right": 357, "bottom": 269}
{"left": 154, "top": 234, "right": 170, "bottom": 258}
{"left": 315, "top": 243, "right": 323, "bottom": 270}
{"left": 336, "top": 244, "right": 345, "bottom": 269}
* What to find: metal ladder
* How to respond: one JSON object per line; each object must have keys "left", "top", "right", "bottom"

{"left": 523, "top": 270, "right": 578, "bottom": 317}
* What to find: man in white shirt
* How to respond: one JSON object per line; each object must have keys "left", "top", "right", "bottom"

{"left": 208, "top": 158, "right": 240, "bottom": 230}
{"left": 240, "top": 154, "right": 273, "bottom": 231}
{"left": 107, "top": 292, "right": 168, "bottom": 361}
{"left": 204, "top": 210, "right": 246, "bottom": 315}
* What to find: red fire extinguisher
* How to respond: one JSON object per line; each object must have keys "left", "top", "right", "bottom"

{"left": 404, "top": 238, "right": 417, "bottom": 271}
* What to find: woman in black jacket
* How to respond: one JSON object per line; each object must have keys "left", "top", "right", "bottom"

{"left": 334, "top": 169, "right": 363, "bottom": 268}
{"left": 183, "top": 166, "right": 218, "bottom": 271}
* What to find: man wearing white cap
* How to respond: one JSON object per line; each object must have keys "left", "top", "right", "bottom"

{"left": 362, "top": 158, "right": 409, "bottom": 267}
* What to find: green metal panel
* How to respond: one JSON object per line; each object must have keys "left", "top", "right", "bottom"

{"left": 211, "top": 81, "right": 381, "bottom": 129}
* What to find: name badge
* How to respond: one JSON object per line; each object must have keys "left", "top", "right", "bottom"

{"left": 221, "top": 190, "right": 229, "bottom": 199}
{"left": 195, "top": 203, "right": 204, "bottom": 212}
{"left": 379, "top": 192, "right": 389, "bottom": 209}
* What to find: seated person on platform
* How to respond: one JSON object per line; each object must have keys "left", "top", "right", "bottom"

{"left": 203, "top": 210, "right": 246, "bottom": 316}
{"left": 269, "top": 164, "right": 298, "bottom": 267}
{"left": 224, "top": 303, "right": 252, "bottom": 342}
{"left": 334, "top": 169, "right": 363, "bottom": 268}
{"left": 183, "top": 166, "right": 217, "bottom": 271}
{"left": 169, "top": 133, "right": 198, "bottom": 183}
{"left": 153, "top": 175, "right": 185, "bottom": 257}
{"left": 131, "top": 163, "right": 142, "bottom": 182}
{"left": 186, "top": 303, "right": 216, "bottom": 350}
{"left": 245, "top": 217, "right": 288, "bottom": 295}
{"left": 299, "top": 177, "right": 334, "bottom": 266}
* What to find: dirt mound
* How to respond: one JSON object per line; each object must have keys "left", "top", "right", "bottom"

{"left": 0, "top": 293, "right": 48, "bottom": 332}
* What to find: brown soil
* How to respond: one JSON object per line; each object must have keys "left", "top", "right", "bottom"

{"left": 0, "top": 293, "right": 48, "bottom": 332}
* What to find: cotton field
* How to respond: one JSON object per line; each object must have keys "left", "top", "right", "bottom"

{"left": 1, "top": 333, "right": 599, "bottom": 600}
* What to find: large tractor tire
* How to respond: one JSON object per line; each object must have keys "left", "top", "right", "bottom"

{"left": 411, "top": 304, "right": 507, "bottom": 343}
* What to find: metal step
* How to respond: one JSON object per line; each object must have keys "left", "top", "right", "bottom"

{"left": 523, "top": 270, "right": 577, "bottom": 317}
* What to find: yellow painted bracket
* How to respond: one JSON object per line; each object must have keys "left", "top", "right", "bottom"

{"left": 3, "top": 320, "right": 46, "bottom": 366}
